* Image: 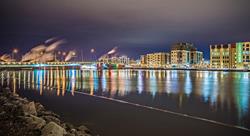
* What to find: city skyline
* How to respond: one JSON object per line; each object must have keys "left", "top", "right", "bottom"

{"left": 1, "top": 1, "right": 250, "bottom": 135}
{"left": 1, "top": 0, "right": 250, "bottom": 60}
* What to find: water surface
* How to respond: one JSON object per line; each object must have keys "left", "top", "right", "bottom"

{"left": 0, "top": 68, "right": 250, "bottom": 131}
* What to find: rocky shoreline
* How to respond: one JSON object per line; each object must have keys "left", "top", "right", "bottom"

{"left": 0, "top": 87, "right": 92, "bottom": 136}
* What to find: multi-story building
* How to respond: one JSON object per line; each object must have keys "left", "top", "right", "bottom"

{"left": 191, "top": 51, "right": 203, "bottom": 64}
{"left": 117, "top": 56, "right": 130, "bottom": 65}
{"left": 140, "top": 52, "right": 170, "bottom": 68}
{"left": 210, "top": 42, "right": 250, "bottom": 69}
{"left": 237, "top": 42, "right": 250, "bottom": 68}
{"left": 210, "top": 43, "right": 236, "bottom": 68}
{"left": 170, "top": 42, "right": 203, "bottom": 67}
{"left": 98, "top": 55, "right": 130, "bottom": 65}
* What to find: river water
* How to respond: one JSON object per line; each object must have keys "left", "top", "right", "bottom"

{"left": 0, "top": 68, "right": 250, "bottom": 134}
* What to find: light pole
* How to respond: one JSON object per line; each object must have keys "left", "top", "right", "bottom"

{"left": 90, "top": 48, "right": 96, "bottom": 61}
{"left": 12, "top": 48, "right": 18, "bottom": 61}
{"left": 57, "top": 51, "right": 61, "bottom": 61}
{"left": 72, "top": 51, "right": 76, "bottom": 62}
{"left": 62, "top": 52, "right": 66, "bottom": 62}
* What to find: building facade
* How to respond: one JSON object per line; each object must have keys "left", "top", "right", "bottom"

{"left": 236, "top": 42, "right": 250, "bottom": 68}
{"left": 210, "top": 42, "right": 250, "bottom": 69}
{"left": 170, "top": 42, "right": 203, "bottom": 67}
{"left": 99, "top": 55, "right": 130, "bottom": 65}
{"left": 140, "top": 52, "right": 170, "bottom": 68}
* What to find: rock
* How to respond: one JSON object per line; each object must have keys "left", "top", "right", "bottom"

{"left": 0, "top": 111, "right": 6, "bottom": 116}
{"left": 70, "top": 128, "right": 76, "bottom": 133}
{"left": 0, "top": 88, "right": 92, "bottom": 136}
{"left": 64, "top": 123, "right": 74, "bottom": 131}
{"left": 22, "top": 102, "right": 37, "bottom": 116}
{"left": 35, "top": 102, "right": 45, "bottom": 112}
{"left": 39, "top": 111, "right": 60, "bottom": 118}
{"left": 3, "top": 102, "right": 14, "bottom": 107}
{"left": 2, "top": 102, "right": 20, "bottom": 115}
{"left": 65, "top": 133, "right": 76, "bottom": 136}
{"left": 75, "top": 131, "right": 85, "bottom": 136}
{"left": 13, "top": 93, "right": 19, "bottom": 97}
{"left": 75, "top": 131, "right": 88, "bottom": 136}
{"left": 77, "top": 125, "right": 90, "bottom": 134}
{"left": 12, "top": 97, "right": 28, "bottom": 104}
{"left": 0, "top": 96, "right": 7, "bottom": 101}
{"left": 25, "top": 114, "right": 46, "bottom": 129}
{"left": 41, "top": 122, "right": 67, "bottom": 136}
{"left": 42, "top": 115, "right": 61, "bottom": 125}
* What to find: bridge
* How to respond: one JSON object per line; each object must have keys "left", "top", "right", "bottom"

{"left": 0, "top": 61, "right": 96, "bottom": 68}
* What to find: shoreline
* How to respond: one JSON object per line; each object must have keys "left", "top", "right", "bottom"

{"left": 0, "top": 87, "right": 93, "bottom": 136}
{"left": 1, "top": 66, "right": 250, "bottom": 72}
{"left": 123, "top": 67, "right": 250, "bottom": 72}
{"left": 17, "top": 87, "right": 250, "bottom": 136}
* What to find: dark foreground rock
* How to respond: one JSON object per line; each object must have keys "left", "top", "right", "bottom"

{"left": 0, "top": 88, "right": 92, "bottom": 136}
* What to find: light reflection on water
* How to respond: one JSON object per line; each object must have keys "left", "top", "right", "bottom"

{"left": 0, "top": 68, "right": 250, "bottom": 129}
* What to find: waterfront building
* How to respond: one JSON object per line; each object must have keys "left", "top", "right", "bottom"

{"left": 210, "top": 42, "right": 250, "bottom": 69}
{"left": 140, "top": 52, "right": 170, "bottom": 68}
{"left": 170, "top": 42, "right": 203, "bottom": 67}
{"left": 98, "top": 55, "right": 130, "bottom": 65}
{"left": 210, "top": 43, "right": 236, "bottom": 68}
{"left": 117, "top": 56, "right": 130, "bottom": 65}
{"left": 237, "top": 42, "right": 250, "bottom": 68}
{"left": 140, "top": 55, "right": 147, "bottom": 66}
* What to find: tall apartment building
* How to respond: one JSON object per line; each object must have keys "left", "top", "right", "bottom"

{"left": 170, "top": 42, "right": 203, "bottom": 66}
{"left": 210, "top": 42, "right": 250, "bottom": 69}
{"left": 140, "top": 52, "right": 170, "bottom": 67}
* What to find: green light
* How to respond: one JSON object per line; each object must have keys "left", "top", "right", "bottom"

{"left": 236, "top": 42, "right": 243, "bottom": 63}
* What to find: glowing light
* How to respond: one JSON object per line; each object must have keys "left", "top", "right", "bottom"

{"left": 62, "top": 52, "right": 66, "bottom": 56}
{"left": 13, "top": 48, "right": 18, "bottom": 54}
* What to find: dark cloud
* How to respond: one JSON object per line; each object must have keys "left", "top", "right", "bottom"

{"left": 1, "top": 0, "right": 250, "bottom": 59}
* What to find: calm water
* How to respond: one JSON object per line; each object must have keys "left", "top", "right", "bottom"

{"left": 0, "top": 68, "right": 250, "bottom": 130}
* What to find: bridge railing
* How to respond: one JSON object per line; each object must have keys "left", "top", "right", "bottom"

{"left": 0, "top": 61, "right": 96, "bottom": 65}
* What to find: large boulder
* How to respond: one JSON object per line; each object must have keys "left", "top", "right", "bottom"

{"left": 22, "top": 102, "right": 37, "bottom": 116}
{"left": 41, "top": 122, "right": 67, "bottom": 136}
{"left": 25, "top": 114, "right": 46, "bottom": 129}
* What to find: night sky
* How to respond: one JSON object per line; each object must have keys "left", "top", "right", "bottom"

{"left": 1, "top": 0, "right": 250, "bottom": 60}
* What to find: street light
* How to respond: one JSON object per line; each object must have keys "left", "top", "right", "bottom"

{"left": 13, "top": 48, "right": 18, "bottom": 54}
{"left": 90, "top": 48, "right": 96, "bottom": 61}
{"left": 12, "top": 48, "right": 19, "bottom": 61}
{"left": 62, "top": 52, "right": 66, "bottom": 56}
